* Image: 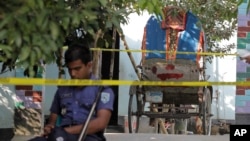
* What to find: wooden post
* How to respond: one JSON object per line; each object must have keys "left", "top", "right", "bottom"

{"left": 109, "top": 28, "right": 116, "bottom": 80}
{"left": 118, "top": 31, "right": 141, "bottom": 79}
{"left": 92, "top": 30, "right": 103, "bottom": 79}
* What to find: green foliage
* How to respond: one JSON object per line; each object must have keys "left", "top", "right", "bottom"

{"left": 0, "top": 0, "right": 239, "bottom": 76}
{"left": 0, "top": 0, "right": 140, "bottom": 76}
{"left": 161, "top": 0, "right": 238, "bottom": 61}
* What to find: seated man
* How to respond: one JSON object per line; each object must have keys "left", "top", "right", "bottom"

{"left": 29, "top": 41, "right": 114, "bottom": 141}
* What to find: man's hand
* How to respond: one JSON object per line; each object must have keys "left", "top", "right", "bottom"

{"left": 63, "top": 124, "right": 83, "bottom": 134}
{"left": 42, "top": 124, "right": 55, "bottom": 137}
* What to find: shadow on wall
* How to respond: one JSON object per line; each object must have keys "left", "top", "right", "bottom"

{"left": 14, "top": 86, "right": 42, "bottom": 135}
{"left": 0, "top": 85, "right": 42, "bottom": 140}
{"left": 0, "top": 85, "right": 15, "bottom": 141}
{"left": 14, "top": 108, "right": 42, "bottom": 135}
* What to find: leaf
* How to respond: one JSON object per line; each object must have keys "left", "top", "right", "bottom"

{"left": 0, "top": 44, "right": 12, "bottom": 51}
{"left": 28, "top": 66, "right": 35, "bottom": 77}
{"left": 40, "top": 16, "right": 49, "bottom": 31}
{"left": 47, "top": 39, "right": 58, "bottom": 52}
{"left": 26, "top": 0, "right": 36, "bottom": 9}
{"left": 49, "top": 21, "right": 59, "bottom": 40}
{"left": 36, "top": 0, "right": 44, "bottom": 9}
{"left": 19, "top": 46, "right": 31, "bottom": 61}
{"left": 72, "top": 12, "right": 80, "bottom": 26}
{"left": 61, "top": 17, "right": 70, "bottom": 30}
{"left": 30, "top": 49, "right": 36, "bottom": 66}
{"left": 138, "top": 0, "right": 147, "bottom": 9}
{"left": 147, "top": 3, "right": 154, "bottom": 13}
{"left": 105, "top": 21, "right": 113, "bottom": 29}
{"left": 33, "top": 46, "right": 42, "bottom": 59}
{"left": 36, "top": 11, "right": 46, "bottom": 27}
{"left": 151, "top": 0, "right": 157, "bottom": 6}
{"left": 99, "top": 0, "right": 108, "bottom": 6}
{"left": 0, "top": 16, "right": 11, "bottom": 29}
{"left": 0, "top": 30, "right": 7, "bottom": 40}
{"left": 15, "top": 31, "right": 22, "bottom": 47}
{"left": 111, "top": 17, "right": 120, "bottom": 30}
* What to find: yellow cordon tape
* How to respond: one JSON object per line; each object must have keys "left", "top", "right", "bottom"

{"left": 0, "top": 77, "right": 248, "bottom": 86}
{"left": 91, "top": 48, "right": 238, "bottom": 56}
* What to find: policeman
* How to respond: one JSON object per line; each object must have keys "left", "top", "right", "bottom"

{"left": 29, "top": 41, "right": 114, "bottom": 141}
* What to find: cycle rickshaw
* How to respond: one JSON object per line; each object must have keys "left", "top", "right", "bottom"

{"left": 127, "top": 6, "right": 213, "bottom": 135}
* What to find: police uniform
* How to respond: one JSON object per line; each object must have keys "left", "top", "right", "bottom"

{"left": 29, "top": 75, "right": 114, "bottom": 141}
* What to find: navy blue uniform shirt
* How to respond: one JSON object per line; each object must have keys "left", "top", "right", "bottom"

{"left": 50, "top": 75, "right": 114, "bottom": 140}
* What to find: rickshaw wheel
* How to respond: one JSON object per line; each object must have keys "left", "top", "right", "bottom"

{"left": 128, "top": 85, "right": 143, "bottom": 133}
{"left": 201, "top": 87, "right": 212, "bottom": 135}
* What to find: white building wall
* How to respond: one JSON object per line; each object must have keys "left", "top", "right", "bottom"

{"left": 43, "top": 64, "right": 59, "bottom": 115}
{"left": 118, "top": 12, "right": 150, "bottom": 116}
{"left": 207, "top": 42, "right": 236, "bottom": 120}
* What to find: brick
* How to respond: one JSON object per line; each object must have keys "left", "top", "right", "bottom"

{"left": 25, "top": 90, "right": 33, "bottom": 96}
{"left": 235, "top": 114, "right": 250, "bottom": 122}
{"left": 238, "top": 32, "right": 247, "bottom": 38}
{"left": 238, "top": 72, "right": 247, "bottom": 78}
{"left": 246, "top": 101, "right": 250, "bottom": 106}
{"left": 238, "top": 26, "right": 250, "bottom": 32}
{"left": 238, "top": 39, "right": 249, "bottom": 45}
{"left": 236, "top": 89, "right": 245, "bottom": 95}
{"left": 25, "top": 90, "right": 42, "bottom": 97}
{"left": 15, "top": 85, "right": 33, "bottom": 90}
{"left": 237, "top": 86, "right": 249, "bottom": 89}
{"left": 236, "top": 107, "right": 250, "bottom": 114}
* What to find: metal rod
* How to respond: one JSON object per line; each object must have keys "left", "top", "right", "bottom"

{"left": 78, "top": 86, "right": 103, "bottom": 141}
